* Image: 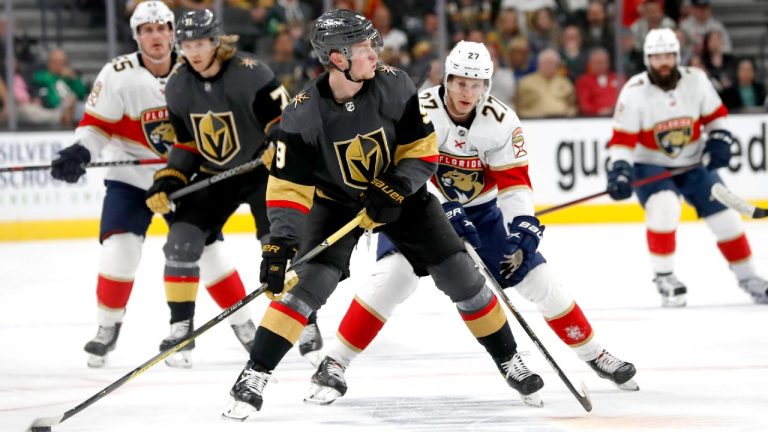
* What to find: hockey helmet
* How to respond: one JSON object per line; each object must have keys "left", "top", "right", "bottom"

{"left": 444, "top": 41, "right": 494, "bottom": 107}
{"left": 130, "top": 1, "right": 174, "bottom": 41}
{"left": 310, "top": 9, "right": 383, "bottom": 65}
{"left": 643, "top": 28, "right": 680, "bottom": 68}
{"left": 175, "top": 9, "right": 222, "bottom": 44}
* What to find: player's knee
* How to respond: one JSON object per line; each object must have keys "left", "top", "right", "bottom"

{"left": 163, "top": 222, "right": 206, "bottom": 263}
{"left": 704, "top": 209, "right": 745, "bottom": 240}
{"left": 513, "top": 263, "right": 572, "bottom": 315}
{"left": 199, "top": 240, "right": 235, "bottom": 282}
{"left": 645, "top": 190, "right": 680, "bottom": 231}
{"left": 427, "top": 251, "right": 485, "bottom": 303}
{"left": 362, "top": 253, "right": 420, "bottom": 309}
{"left": 286, "top": 261, "right": 342, "bottom": 311}
{"left": 276, "top": 292, "right": 314, "bottom": 321}
{"left": 99, "top": 232, "right": 144, "bottom": 278}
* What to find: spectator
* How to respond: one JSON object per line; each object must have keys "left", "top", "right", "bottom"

{"left": 516, "top": 48, "right": 577, "bottom": 118}
{"left": 175, "top": 0, "right": 213, "bottom": 11}
{"left": 507, "top": 36, "right": 536, "bottom": 80}
{"left": 721, "top": 58, "right": 766, "bottom": 113}
{"left": 466, "top": 29, "right": 486, "bottom": 44}
{"left": 448, "top": 0, "right": 493, "bottom": 34}
{"left": 12, "top": 62, "right": 72, "bottom": 127}
{"left": 487, "top": 7, "right": 525, "bottom": 57}
{"left": 680, "top": 0, "right": 732, "bottom": 53}
{"left": 487, "top": 43, "right": 516, "bottom": 108}
{"left": 560, "top": 24, "right": 588, "bottom": 82}
{"left": 418, "top": 58, "right": 443, "bottom": 92}
{"left": 0, "top": 77, "right": 7, "bottom": 126}
{"left": 619, "top": 28, "right": 644, "bottom": 78}
{"left": 267, "top": 0, "right": 314, "bottom": 33}
{"left": 32, "top": 49, "right": 88, "bottom": 125}
{"left": 630, "top": 1, "right": 676, "bottom": 50}
{"left": 267, "top": 29, "right": 307, "bottom": 95}
{"left": 527, "top": 8, "right": 560, "bottom": 56}
{"left": 373, "top": 5, "right": 409, "bottom": 60}
{"left": 582, "top": 1, "right": 614, "bottom": 55}
{"left": 576, "top": 47, "right": 621, "bottom": 116}
{"left": 702, "top": 30, "right": 736, "bottom": 93}
{"left": 675, "top": 28, "right": 693, "bottom": 68}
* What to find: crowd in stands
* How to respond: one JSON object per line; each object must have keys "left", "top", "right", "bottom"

{"left": 2, "top": 0, "right": 768, "bottom": 129}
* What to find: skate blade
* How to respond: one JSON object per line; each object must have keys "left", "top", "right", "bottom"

{"left": 303, "top": 384, "right": 342, "bottom": 405}
{"left": 520, "top": 391, "right": 543, "bottom": 408}
{"left": 87, "top": 354, "right": 106, "bottom": 368}
{"left": 164, "top": 350, "right": 193, "bottom": 369}
{"left": 301, "top": 350, "right": 323, "bottom": 368}
{"left": 662, "top": 295, "right": 687, "bottom": 308}
{"left": 221, "top": 399, "right": 257, "bottom": 421}
{"left": 616, "top": 378, "right": 640, "bottom": 391}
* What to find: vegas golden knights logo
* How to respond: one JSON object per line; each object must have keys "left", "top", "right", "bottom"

{"left": 334, "top": 128, "right": 391, "bottom": 189}
{"left": 190, "top": 111, "right": 241, "bottom": 165}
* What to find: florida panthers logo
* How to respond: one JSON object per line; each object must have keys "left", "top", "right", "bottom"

{"left": 654, "top": 117, "right": 693, "bottom": 158}
{"left": 436, "top": 154, "right": 485, "bottom": 202}
{"left": 141, "top": 107, "right": 175, "bottom": 157}
{"left": 334, "top": 128, "right": 391, "bottom": 190}
{"left": 190, "top": 111, "right": 241, "bottom": 166}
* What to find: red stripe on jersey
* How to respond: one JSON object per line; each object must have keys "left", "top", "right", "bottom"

{"left": 702, "top": 104, "right": 728, "bottom": 125}
{"left": 488, "top": 165, "right": 532, "bottom": 191}
{"left": 80, "top": 112, "right": 146, "bottom": 146}
{"left": 647, "top": 229, "right": 676, "bottom": 255}
{"left": 164, "top": 275, "right": 201, "bottom": 283}
{"left": 637, "top": 120, "right": 702, "bottom": 151}
{"left": 609, "top": 130, "right": 639, "bottom": 148}
{"left": 173, "top": 143, "right": 200, "bottom": 154}
{"left": 266, "top": 200, "right": 310, "bottom": 214}
{"left": 96, "top": 275, "right": 134, "bottom": 309}
{"left": 717, "top": 234, "right": 752, "bottom": 263}
{"left": 337, "top": 299, "right": 386, "bottom": 351}
{"left": 546, "top": 303, "right": 593, "bottom": 346}
{"left": 205, "top": 271, "right": 246, "bottom": 309}
{"left": 419, "top": 155, "right": 439, "bottom": 163}
{"left": 269, "top": 301, "right": 309, "bottom": 326}
{"left": 459, "top": 295, "right": 498, "bottom": 321}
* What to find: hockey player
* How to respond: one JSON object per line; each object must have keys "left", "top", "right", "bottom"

{"left": 144, "top": 9, "right": 321, "bottom": 368}
{"left": 304, "top": 41, "right": 638, "bottom": 406}
{"left": 222, "top": 10, "right": 545, "bottom": 421}
{"left": 606, "top": 28, "right": 768, "bottom": 307}
{"left": 50, "top": 1, "right": 258, "bottom": 368}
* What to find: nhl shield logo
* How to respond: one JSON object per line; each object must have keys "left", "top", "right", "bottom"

{"left": 436, "top": 155, "right": 485, "bottom": 202}
{"left": 191, "top": 111, "right": 241, "bottom": 166}
{"left": 654, "top": 117, "right": 693, "bottom": 158}
{"left": 334, "top": 128, "right": 391, "bottom": 190}
{"left": 141, "top": 108, "right": 175, "bottom": 157}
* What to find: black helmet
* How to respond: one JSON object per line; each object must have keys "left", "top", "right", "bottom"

{"left": 310, "top": 9, "right": 382, "bottom": 65}
{"left": 175, "top": 9, "right": 221, "bottom": 43}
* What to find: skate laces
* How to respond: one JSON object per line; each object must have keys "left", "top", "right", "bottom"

{"left": 593, "top": 350, "right": 623, "bottom": 374}
{"left": 239, "top": 368, "right": 272, "bottom": 395}
{"left": 94, "top": 325, "right": 117, "bottom": 343}
{"left": 654, "top": 274, "right": 683, "bottom": 290}
{"left": 168, "top": 320, "right": 192, "bottom": 340}
{"left": 500, "top": 353, "right": 533, "bottom": 381}
{"left": 323, "top": 358, "right": 346, "bottom": 381}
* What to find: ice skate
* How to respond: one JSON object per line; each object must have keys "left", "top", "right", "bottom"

{"left": 159, "top": 318, "right": 195, "bottom": 368}
{"left": 495, "top": 352, "right": 545, "bottom": 407}
{"left": 587, "top": 349, "right": 639, "bottom": 391}
{"left": 298, "top": 322, "right": 324, "bottom": 366}
{"left": 304, "top": 356, "right": 347, "bottom": 405}
{"left": 222, "top": 360, "right": 272, "bottom": 421}
{"left": 738, "top": 277, "right": 768, "bottom": 304}
{"left": 84, "top": 323, "right": 122, "bottom": 368}
{"left": 231, "top": 319, "right": 256, "bottom": 352}
{"left": 654, "top": 273, "right": 687, "bottom": 307}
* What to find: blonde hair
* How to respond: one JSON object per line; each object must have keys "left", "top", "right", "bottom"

{"left": 216, "top": 34, "right": 239, "bottom": 62}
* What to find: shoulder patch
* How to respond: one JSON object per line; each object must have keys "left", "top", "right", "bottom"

{"left": 378, "top": 64, "right": 399, "bottom": 76}
{"left": 289, "top": 90, "right": 310, "bottom": 109}
{"left": 239, "top": 57, "right": 259, "bottom": 69}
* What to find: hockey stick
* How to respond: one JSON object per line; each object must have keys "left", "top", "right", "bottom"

{"left": 711, "top": 183, "right": 768, "bottom": 219}
{"left": 27, "top": 212, "right": 365, "bottom": 432}
{"left": 168, "top": 158, "right": 264, "bottom": 202}
{"left": 536, "top": 163, "right": 701, "bottom": 217}
{"left": 0, "top": 158, "right": 165, "bottom": 173}
{"left": 463, "top": 242, "right": 593, "bottom": 412}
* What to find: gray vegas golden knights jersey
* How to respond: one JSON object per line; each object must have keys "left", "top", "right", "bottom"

{"left": 164, "top": 52, "right": 290, "bottom": 175}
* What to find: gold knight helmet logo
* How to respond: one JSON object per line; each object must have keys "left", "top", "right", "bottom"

{"left": 334, "top": 128, "right": 391, "bottom": 189}
{"left": 191, "top": 111, "right": 241, "bottom": 165}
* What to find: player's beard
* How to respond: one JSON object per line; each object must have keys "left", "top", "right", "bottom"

{"left": 648, "top": 65, "right": 681, "bottom": 91}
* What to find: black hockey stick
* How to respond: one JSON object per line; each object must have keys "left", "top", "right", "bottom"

{"left": 536, "top": 163, "right": 701, "bottom": 217}
{"left": 463, "top": 242, "right": 593, "bottom": 412}
{"left": 0, "top": 158, "right": 166, "bottom": 173}
{"left": 711, "top": 183, "right": 768, "bottom": 219}
{"left": 27, "top": 212, "right": 365, "bottom": 432}
{"left": 168, "top": 157, "right": 264, "bottom": 202}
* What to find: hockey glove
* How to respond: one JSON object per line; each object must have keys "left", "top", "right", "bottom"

{"left": 703, "top": 129, "right": 734, "bottom": 171}
{"left": 607, "top": 160, "right": 633, "bottom": 201}
{"left": 145, "top": 168, "right": 188, "bottom": 214}
{"left": 260, "top": 238, "right": 298, "bottom": 300}
{"left": 500, "top": 215, "right": 544, "bottom": 284}
{"left": 51, "top": 143, "right": 91, "bottom": 183}
{"left": 361, "top": 173, "right": 409, "bottom": 230}
{"left": 442, "top": 201, "right": 481, "bottom": 248}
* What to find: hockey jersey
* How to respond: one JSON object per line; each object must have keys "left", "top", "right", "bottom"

{"left": 608, "top": 66, "right": 728, "bottom": 167}
{"left": 76, "top": 52, "right": 176, "bottom": 190}
{"left": 419, "top": 85, "right": 534, "bottom": 224}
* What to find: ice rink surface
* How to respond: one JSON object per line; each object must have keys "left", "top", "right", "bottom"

{"left": 2, "top": 221, "right": 767, "bottom": 432}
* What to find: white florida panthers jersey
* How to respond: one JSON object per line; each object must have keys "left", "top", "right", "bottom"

{"left": 419, "top": 85, "right": 535, "bottom": 223}
{"left": 608, "top": 66, "right": 728, "bottom": 167}
{"left": 75, "top": 52, "right": 177, "bottom": 190}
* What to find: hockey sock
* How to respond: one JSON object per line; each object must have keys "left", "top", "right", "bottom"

{"left": 205, "top": 270, "right": 251, "bottom": 325}
{"left": 717, "top": 234, "right": 755, "bottom": 279}
{"left": 164, "top": 270, "right": 199, "bottom": 323}
{"left": 458, "top": 295, "right": 516, "bottom": 358}
{"left": 545, "top": 302, "right": 601, "bottom": 361}
{"left": 96, "top": 274, "right": 133, "bottom": 311}
{"left": 332, "top": 296, "right": 387, "bottom": 367}
{"left": 647, "top": 229, "right": 676, "bottom": 274}
{"left": 251, "top": 301, "right": 310, "bottom": 370}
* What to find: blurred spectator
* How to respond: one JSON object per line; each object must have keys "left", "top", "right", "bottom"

{"left": 0, "top": 78, "right": 7, "bottom": 125}
{"left": 527, "top": 8, "right": 560, "bottom": 56}
{"left": 721, "top": 58, "right": 766, "bottom": 113}
{"left": 680, "top": 0, "right": 732, "bottom": 53}
{"left": 267, "top": 29, "right": 307, "bottom": 95}
{"left": 373, "top": 5, "right": 409, "bottom": 62}
{"left": 560, "top": 24, "right": 588, "bottom": 82}
{"left": 32, "top": 49, "right": 88, "bottom": 124}
{"left": 582, "top": 1, "right": 614, "bottom": 55}
{"left": 501, "top": 0, "right": 556, "bottom": 14}
{"left": 0, "top": 14, "right": 38, "bottom": 77}
{"left": 622, "top": 0, "right": 646, "bottom": 27}
{"left": 267, "top": 0, "right": 313, "bottom": 32}
{"left": 448, "top": 0, "right": 493, "bottom": 33}
{"left": 701, "top": 30, "right": 736, "bottom": 93}
{"left": 576, "top": 47, "right": 621, "bottom": 116}
{"left": 487, "top": 43, "right": 515, "bottom": 108}
{"left": 516, "top": 48, "right": 577, "bottom": 118}
{"left": 630, "top": 1, "right": 676, "bottom": 50}
{"left": 418, "top": 58, "right": 444, "bottom": 92}
{"left": 175, "top": 0, "right": 214, "bottom": 11}
{"left": 619, "top": 28, "right": 644, "bottom": 77}
{"left": 487, "top": 7, "right": 526, "bottom": 56}
{"left": 507, "top": 36, "right": 536, "bottom": 80}
{"left": 12, "top": 62, "right": 73, "bottom": 127}
{"left": 675, "top": 28, "right": 693, "bottom": 67}
{"left": 466, "top": 29, "right": 486, "bottom": 44}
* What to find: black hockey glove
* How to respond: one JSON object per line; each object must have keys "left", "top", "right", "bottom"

{"left": 145, "top": 168, "right": 188, "bottom": 214}
{"left": 703, "top": 129, "right": 734, "bottom": 171}
{"left": 500, "top": 215, "right": 544, "bottom": 285}
{"left": 361, "top": 172, "right": 409, "bottom": 230}
{"left": 260, "top": 238, "right": 298, "bottom": 299}
{"left": 607, "top": 160, "right": 633, "bottom": 201}
{"left": 51, "top": 143, "right": 91, "bottom": 183}
{"left": 442, "top": 201, "right": 481, "bottom": 248}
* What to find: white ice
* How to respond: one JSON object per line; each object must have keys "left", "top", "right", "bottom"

{"left": 2, "top": 221, "right": 767, "bottom": 432}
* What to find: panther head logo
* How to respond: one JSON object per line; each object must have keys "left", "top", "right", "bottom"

{"left": 440, "top": 169, "right": 483, "bottom": 201}
{"left": 149, "top": 122, "right": 176, "bottom": 154}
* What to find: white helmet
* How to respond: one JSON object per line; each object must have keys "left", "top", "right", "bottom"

{"left": 130, "top": 1, "right": 175, "bottom": 41}
{"left": 443, "top": 41, "right": 494, "bottom": 108}
{"left": 643, "top": 28, "right": 679, "bottom": 68}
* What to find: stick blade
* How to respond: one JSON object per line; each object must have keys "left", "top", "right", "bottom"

{"left": 28, "top": 415, "right": 63, "bottom": 431}
{"left": 578, "top": 380, "right": 593, "bottom": 412}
